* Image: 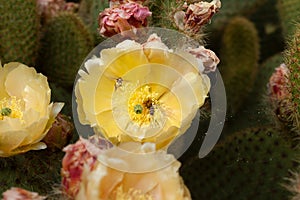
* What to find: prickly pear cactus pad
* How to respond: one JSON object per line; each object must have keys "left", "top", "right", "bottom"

{"left": 180, "top": 127, "right": 299, "bottom": 200}
{"left": 38, "top": 12, "right": 94, "bottom": 88}
{"left": 219, "top": 16, "right": 260, "bottom": 114}
{"left": 0, "top": 0, "right": 40, "bottom": 66}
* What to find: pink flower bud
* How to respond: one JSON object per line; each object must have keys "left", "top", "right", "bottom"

{"left": 98, "top": 2, "right": 151, "bottom": 37}
{"left": 2, "top": 187, "right": 45, "bottom": 200}
{"left": 268, "top": 63, "right": 290, "bottom": 101}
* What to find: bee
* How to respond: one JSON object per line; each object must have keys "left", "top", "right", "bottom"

{"left": 149, "top": 105, "right": 155, "bottom": 115}
{"left": 114, "top": 77, "right": 123, "bottom": 90}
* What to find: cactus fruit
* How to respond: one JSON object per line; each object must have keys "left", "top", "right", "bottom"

{"left": 78, "top": 0, "right": 108, "bottom": 44}
{"left": 0, "top": 0, "right": 40, "bottom": 67}
{"left": 219, "top": 16, "right": 260, "bottom": 114}
{"left": 277, "top": 0, "right": 300, "bottom": 39}
{"left": 38, "top": 12, "right": 94, "bottom": 88}
{"left": 180, "top": 127, "right": 298, "bottom": 200}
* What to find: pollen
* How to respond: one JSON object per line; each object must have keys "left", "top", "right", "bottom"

{"left": 128, "top": 85, "right": 159, "bottom": 125}
{"left": 0, "top": 96, "right": 23, "bottom": 120}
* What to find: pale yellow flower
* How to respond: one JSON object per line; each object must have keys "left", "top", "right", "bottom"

{"left": 75, "top": 143, "right": 191, "bottom": 200}
{"left": 0, "top": 62, "right": 63, "bottom": 157}
{"left": 75, "top": 34, "right": 210, "bottom": 149}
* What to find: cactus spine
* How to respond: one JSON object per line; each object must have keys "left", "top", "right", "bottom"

{"left": 277, "top": 0, "right": 300, "bottom": 39}
{"left": 283, "top": 24, "right": 300, "bottom": 133}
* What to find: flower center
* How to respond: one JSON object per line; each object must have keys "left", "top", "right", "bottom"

{"left": 128, "top": 85, "right": 160, "bottom": 126}
{"left": 0, "top": 96, "right": 23, "bottom": 120}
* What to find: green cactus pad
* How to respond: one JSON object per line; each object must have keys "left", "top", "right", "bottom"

{"left": 0, "top": 0, "right": 40, "bottom": 67}
{"left": 219, "top": 16, "right": 260, "bottom": 114}
{"left": 180, "top": 127, "right": 298, "bottom": 200}
{"left": 284, "top": 24, "right": 300, "bottom": 133}
{"left": 38, "top": 12, "right": 94, "bottom": 88}
{"left": 277, "top": 0, "right": 300, "bottom": 39}
{"left": 78, "top": 0, "right": 108, "bottom": 44}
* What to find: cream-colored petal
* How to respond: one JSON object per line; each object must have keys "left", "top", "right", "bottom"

{"left": 76, "top": 57, "right": 103, "bottom": 125}
{"left": 5, "top": 64, "right": 38, "bottom": 98}
{"left": 99, "top": 168, "right": 124, "bottom": 199}
{"left": 0, "top": 62, "right": 20, "bottom": 99}
{"left": 100, "top": 40, "right": 142, "bottom": 65}
{"left": 0, "top": 117, "right": 24, "bottom": 132}
{"left": 0, "top": 130, "right": 27, "bottom": 156}
{"left": 22, "top": 77, "right": 50, "bottom": 115}
{"left": 96, "top": 110, "right": 124, "bottom": 140}
{"left": 19, "top": 117, "right": 48, "bottom": 147}
{"left": 76, "top": 164, "right": 108, "bottom": 200}
{"left": 145, "top": 49, "right": 198, "bottom": 75}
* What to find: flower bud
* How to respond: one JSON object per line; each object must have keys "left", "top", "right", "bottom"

{"left": 42, "top": 113, "right": 74, "bottom": 151}
{"left": 2, "top": 187, "right": 45, "bottom": 200}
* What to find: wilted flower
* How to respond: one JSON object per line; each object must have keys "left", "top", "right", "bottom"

{"left": 187, "top": 46, "right": 220, "bottom": 73}
{"left": 42, "top": 113, "right": 74, "bottom": 151}
{"left": 2, "top": 187, "right": 46, "bottom": 200}
{"left": 61, "top": 136, "right": 111, "bottom": 198}
{"left": 268, "top": 63, "right": 290, "bottom": 101}
{"left": 98, "top": 2, "right": 152, "bottom": 37}
{"left": 0, "top": 62, "right": 63, "bottom": 157}
{"left": 75, "top": 143, "right": 191, "bottom": 200}
{"left": 75, "top": 34, "right": 210, "bottom": 148}
{"left": 37, "top": 0, "right": 78, "bottom": 22}
{"left": 174, "top": 0, "right": 221, "bottom": 35}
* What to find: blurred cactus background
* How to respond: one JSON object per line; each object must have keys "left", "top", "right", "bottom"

{"left": 1, "top": 0, "right": 300, "bottom": 199}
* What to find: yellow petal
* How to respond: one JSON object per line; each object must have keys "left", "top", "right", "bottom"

{"left": 0, "top": 130, "right": 27, "bottom": 156}
{"left": 5, "top": 64, "right": 38, "bottom": 98}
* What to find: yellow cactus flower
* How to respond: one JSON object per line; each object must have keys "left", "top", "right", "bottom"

{"left": 75, "top": 34, "right": 210, "bottom": 148}
{"left": 75, "top": 142, "right": 191, "bottom": 200}
{"left": 0, "top": 62, "right": 63, "bottom": 157}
